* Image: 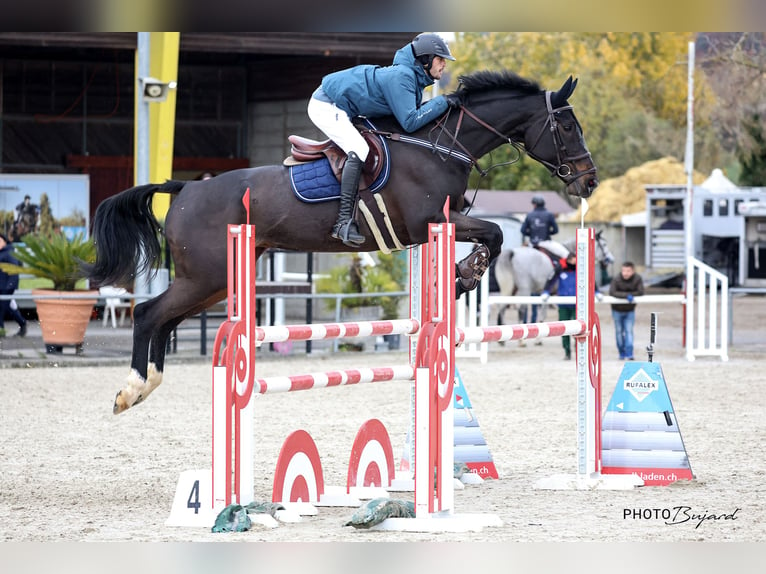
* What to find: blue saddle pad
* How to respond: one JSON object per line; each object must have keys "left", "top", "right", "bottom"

{"left": 289, "top": 119, "right": 390, "bottom": 203}
{"left": 289, "top": 157, "right": 341, "bottom": 203}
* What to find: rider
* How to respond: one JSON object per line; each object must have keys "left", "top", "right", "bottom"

{"left": 307, "top": 33, "right": 459, "bottom": 247}
{"left": 522, "top": 195, "right": 561, "bottom": 302}
{"left": 15, "top": 195, "right": 39, "bottom": 225}
{"left": 521, "top": 194, "right": 558, "bottom": 247}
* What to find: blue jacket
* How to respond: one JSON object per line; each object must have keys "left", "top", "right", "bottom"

{"left": 521, "top": 206, "right": 558, "bottom": 245}
{"left": 320, "top": 44, "right": 449, "bottom": 133}
{"left": 553, "top": 265, "right": 577, "bottom": 309}
{"left": 0, "top": 244, "right": 21, "bottom": 291}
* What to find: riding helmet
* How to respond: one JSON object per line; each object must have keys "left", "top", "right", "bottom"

{"left": 411, "top": 33, "right": 456, "bottom": 72}
{"left": 532, "top": 194, "right": 546, "bottom": 207}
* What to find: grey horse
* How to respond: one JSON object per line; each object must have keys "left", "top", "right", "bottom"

{"left": 492, "top": 231, "right": 614, "bottom": 331}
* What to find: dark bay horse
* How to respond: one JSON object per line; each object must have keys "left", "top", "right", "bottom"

{"left": 85, "top": 71, "right": 599, "bottom": 414}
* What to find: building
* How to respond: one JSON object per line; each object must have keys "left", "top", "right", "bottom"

{"left": 0, "top": 32, "right": 415, "bottom": 223}
{"left": 643, "top": 169, "right": 766, "bottom": 287}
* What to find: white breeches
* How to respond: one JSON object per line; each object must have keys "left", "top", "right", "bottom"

{"left": 307, "top": 97, "right": 370, "bottom": 161}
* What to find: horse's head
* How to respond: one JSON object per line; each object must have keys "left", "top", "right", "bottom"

{"left": 523, "top": 76, "right": 599, "bottom": 199}
{"left": 447, "top": 71, "right": 598, "bottom": 199}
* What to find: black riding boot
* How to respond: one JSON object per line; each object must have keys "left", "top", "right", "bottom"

{"left": 331, "top": 152, "right": 365, "bottom": 247}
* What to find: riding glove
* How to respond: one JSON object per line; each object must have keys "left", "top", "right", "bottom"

{"left": 445, "top": 94, "right": 462, "bottom": 109}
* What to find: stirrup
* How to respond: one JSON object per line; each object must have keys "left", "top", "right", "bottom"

{"left": 331, "top": 220, "right": 364, "bottom": 247}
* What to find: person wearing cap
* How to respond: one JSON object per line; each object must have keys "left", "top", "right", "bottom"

{"left": 308, "top": 33, "right": 458, "bottom": 247}
{"left": 521, "top": 194, "right": 558, "bottom": 247}
{"left": 522, "top": 194, "right": 559, "bottom": 320}
{"left": 0, "top": 233, "right": 28, "bottom": 338}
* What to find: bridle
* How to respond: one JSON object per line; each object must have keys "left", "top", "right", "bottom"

{"left": 433, "top": 90, "right": 597, "bottom": 185}
{"left": 524, "top": 91, "right": 597, "bottom": 185}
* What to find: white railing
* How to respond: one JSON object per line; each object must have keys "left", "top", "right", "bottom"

{"left": 686, "top": 256, "right": 729, "bottom": 362}
{"left": 455, "top": 277, "right": 690, "bottom": 364}
{"left": 457, "top": 259, "right": 730, "bottom": 363}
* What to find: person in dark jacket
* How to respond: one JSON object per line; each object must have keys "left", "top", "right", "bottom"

{"left": 0, "top": 233, "right": 27, "bottom": 337}
{"left": 523, "top": 194, "right": 559, "bottom": 322}
{"left": 521, "top": 195, "right": 558, "bottom": 247}
{"left": 308, "top": 33, "right": 458, "bottom": 247}
{"left": 609, "top": 261, "right": 644, "bottom": 360}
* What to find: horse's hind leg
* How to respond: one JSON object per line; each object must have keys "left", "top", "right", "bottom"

{"left": 130, "top": 315, "right": 187, "bottom": 409}
{"left": 113, "top": 296, "right": 162, "bottom": 414}
{"left": 113, "top": 280, "right": 224, "bottom": 414}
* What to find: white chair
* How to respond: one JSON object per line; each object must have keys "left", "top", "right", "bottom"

{"left": 99, "top": 286, "right": 131, "bottom": 328}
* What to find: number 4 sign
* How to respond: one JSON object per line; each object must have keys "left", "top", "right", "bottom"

{"left": 166, "top": 469, "right": 217, "bottom": 527}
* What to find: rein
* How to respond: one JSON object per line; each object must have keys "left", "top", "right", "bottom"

{"left": 431, "top": 106, "right": 521, "bottom": 177}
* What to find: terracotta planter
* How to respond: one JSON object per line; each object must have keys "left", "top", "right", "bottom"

{"left": 32, "top": 289, "right": 97, "bottom": 354}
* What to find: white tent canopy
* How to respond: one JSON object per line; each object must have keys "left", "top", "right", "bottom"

{"left": 700, "top": 168, "right": 737, "bottom": 192}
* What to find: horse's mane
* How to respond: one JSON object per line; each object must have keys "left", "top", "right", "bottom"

{"left": 455, "top": 70, "right": 541, "bottom": 97}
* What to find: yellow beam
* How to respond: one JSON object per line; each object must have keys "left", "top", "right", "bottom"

{"left": 133, "top": 33, "right": 180, "bottom": 219}
{"left": 148, "top": 32, "right": 180, "bottom": 218}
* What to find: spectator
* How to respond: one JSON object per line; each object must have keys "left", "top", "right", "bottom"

{"left": 0, "top": 233, "right": 28, "bottom": 337}
{"left": 547, "top": 252, "right": 577, "bottom": 360}
{"left": 609, "top": 261, "right": 644, "bottom": 360}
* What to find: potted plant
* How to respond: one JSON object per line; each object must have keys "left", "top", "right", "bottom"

{"left": 0, "top": 231, "right": 97, "bottom": 354}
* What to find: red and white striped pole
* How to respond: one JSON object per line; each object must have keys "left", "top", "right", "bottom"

{"left": 211, "top": 223, "right": 257, "bottom": 509}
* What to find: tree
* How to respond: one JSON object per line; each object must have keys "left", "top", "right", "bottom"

{"left": 448, "top": 32, "right": 722, "bottom": 190}
{"left": 38, "top": 193, "right": 56, "bottom": 236}
{"left": 697, "top": 32, "right": 766, "bottom": 181}
{"left": 737, "top": 112, "right": 766, "bottom": 185}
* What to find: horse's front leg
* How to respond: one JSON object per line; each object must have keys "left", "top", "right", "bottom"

{"left": 455, "top": 244, "right": 491, "bottom": 298}
{"left": 451, "top": 213, "right": 503, "bottom": 297}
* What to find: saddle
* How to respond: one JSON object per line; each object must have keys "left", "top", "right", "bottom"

{"left": 285, "top": 129, "right": 385, "bottom": 190}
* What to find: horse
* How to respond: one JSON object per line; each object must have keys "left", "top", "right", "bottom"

{"left": 492, "top": 230, "right": 614, "bottom": 329}
{"left": 84, "top": 70, "right": 599, "bottom": 414}
{"left": 10, "top": 205, "right": 39, "bottom": 241}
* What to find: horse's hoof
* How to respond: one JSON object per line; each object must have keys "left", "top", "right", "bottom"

{"left": 113, "top": 391, "right": 129, "bottom": 415}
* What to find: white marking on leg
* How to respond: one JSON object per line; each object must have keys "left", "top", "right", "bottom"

{"left": 114, "top": 369, "right": 147, "bottom": 414}
{"left": 143, "top": 362, "right": 164, "bottom": 399}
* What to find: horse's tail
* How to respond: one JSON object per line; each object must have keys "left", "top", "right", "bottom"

{"left": 83, "top": 181, "right": 186, "bottom": 288}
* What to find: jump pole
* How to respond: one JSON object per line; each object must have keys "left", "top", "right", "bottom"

{"left": 373, "top": 218, "right": 502, "bottom": 531}
{"left": 452, "top": 228, "right": 641, "bottom": 489}
{"left": 165, "top": 222, "right": 257, "bottom": 527}
{"left": 533, "top": 227, "right": 642, "bottom": 489}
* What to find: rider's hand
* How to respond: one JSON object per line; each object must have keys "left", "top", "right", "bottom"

{"left": 445, "top": 94, "right": 462, "bottom": 109}
{"left": 541, "top": 291, "right": 550, "bottom": 302}
{"left": 626, "top": 294, "right": 634, "bottom": 303}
